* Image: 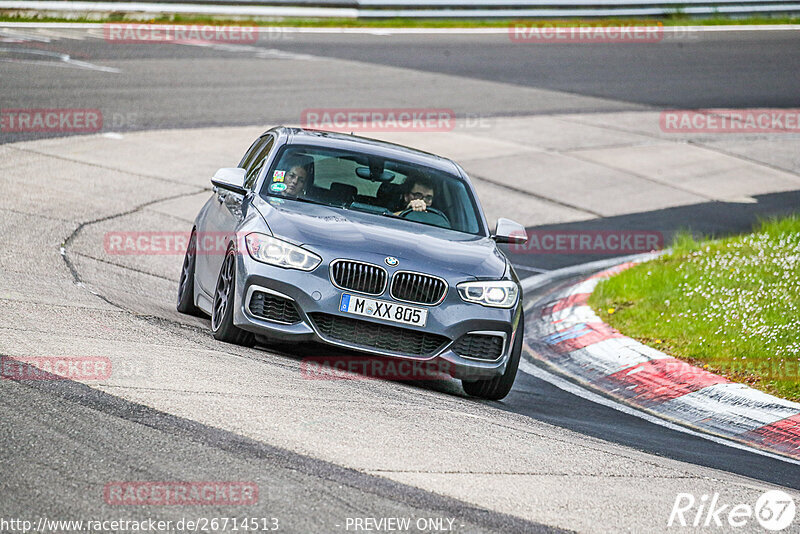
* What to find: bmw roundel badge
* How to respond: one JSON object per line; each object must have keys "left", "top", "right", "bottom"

{"left": 385, "top": 256, "right": 399, "bottom": 267}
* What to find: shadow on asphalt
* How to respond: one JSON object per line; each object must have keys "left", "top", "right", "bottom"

{"left": 505, "top": 189, "right": 800, "bottom": 272}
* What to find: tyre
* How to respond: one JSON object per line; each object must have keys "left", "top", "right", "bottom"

{"left": 176, "top": 229, "right": 203, "bottom": 316}
{"left": 211, "top": 247, "right": 255, "bottom": 347}
{"left": 462, "top": 310, "right": 524, "bottom": 401}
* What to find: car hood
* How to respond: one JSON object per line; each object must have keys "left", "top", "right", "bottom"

{"left": 252, "top": 196, "right": 506, "bottom": 279}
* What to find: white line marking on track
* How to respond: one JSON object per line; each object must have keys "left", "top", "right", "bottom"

{"left": 177, "top": 41, "right": 316, "bottom": 60}
{"left": 518, "top": 357, "right": 800, "bottom": 466}
{"left": 0, "top": 47, "right": 120, "bottom": 72}
{"left": 0, "top": 28, "right": 52, "bottom": 42}
{"left": 513, "top": 264, "right": 551, "bottom": 275}
{"left": 28, "top": 28, "right": 92, "bottom": 40}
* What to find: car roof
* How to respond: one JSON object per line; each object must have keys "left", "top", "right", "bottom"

{"left": 266, "top": 126, "right": 462, "bottom": 177}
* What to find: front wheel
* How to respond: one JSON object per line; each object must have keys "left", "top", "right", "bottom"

{"left": 462, "top": 310, "right": 523, "bottom": 401}
{"left": 177, "top": 229, "right": 202, "bottom": 316}
{"left": 211, "top": 248, "right": 254, "bottom": 347}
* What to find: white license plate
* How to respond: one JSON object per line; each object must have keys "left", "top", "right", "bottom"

{"left": 339, "top": 294, "right": 427, "bottom": 327}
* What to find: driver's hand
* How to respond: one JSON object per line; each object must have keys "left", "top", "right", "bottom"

{"left": 407, "top": 199, "right": 427, "bottom": 212}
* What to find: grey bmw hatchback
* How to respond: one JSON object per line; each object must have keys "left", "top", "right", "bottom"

{"left": 177, "top": 127, "right": 528, "bottom": 400}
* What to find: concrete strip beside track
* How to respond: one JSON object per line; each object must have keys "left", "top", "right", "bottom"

{"left": 2, "top": 115, "right": 800, "bottom": 531}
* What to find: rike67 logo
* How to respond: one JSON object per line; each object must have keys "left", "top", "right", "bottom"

{"left": 668, "top": 490, "right": 796, "bottom": 530}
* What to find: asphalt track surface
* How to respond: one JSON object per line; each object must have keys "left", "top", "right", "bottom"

{"left": 1, "top": 367, "right": 553, "bottom": 534}
{"left": 2, "top": 26, "right": 800, "bottom": 532}
{"left": 2, "top": 28, "right": 800, "bottom": 137}
{"left": 241, "top": 31, "right": 800, "bottom": 109}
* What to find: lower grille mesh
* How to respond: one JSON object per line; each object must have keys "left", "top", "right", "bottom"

{"left": 309, "top": 313, "right": 449, "bottom": 357}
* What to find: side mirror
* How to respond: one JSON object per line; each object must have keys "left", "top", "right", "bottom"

{"left": 211, "top": 168, "right": 247, "bottom": 195}
{"left": 492, "top": 218, "right": 527, "bottom": 244}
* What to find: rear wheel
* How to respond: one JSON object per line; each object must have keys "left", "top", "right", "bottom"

{"left": 462, "top": 310, "right": 524, "bottom": 401}
{"left": 176, "top": 229, "right": 202, "bottom": 316}
{"left": 211, "top": 248, "right": 254, "bottom": 347}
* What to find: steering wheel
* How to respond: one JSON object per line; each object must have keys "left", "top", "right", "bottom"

{"left": 398, "top": 207, "right": 451, "bottom": 228}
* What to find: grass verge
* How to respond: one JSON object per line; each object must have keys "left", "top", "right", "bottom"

{"left": 589, "top": 216, "right": 800, "bottom": 401}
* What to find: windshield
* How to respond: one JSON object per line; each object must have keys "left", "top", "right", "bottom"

{"left": 259, "top": 144, "right": 485, "bottom": 236}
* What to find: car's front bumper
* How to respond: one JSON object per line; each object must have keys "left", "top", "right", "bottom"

{"left": 231, "top": 254, "right": 521, "bottom": 381}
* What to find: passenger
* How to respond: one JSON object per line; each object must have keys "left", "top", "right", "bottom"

{"left": 271, "top": 155, "right": 314, "bottom": 197}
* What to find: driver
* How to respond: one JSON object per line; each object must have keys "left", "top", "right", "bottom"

{"left": 395, "top": 175, "right": 435, "bottom": 214}
{"left": 270, "top": 155, "right": 314, "bottom": 197}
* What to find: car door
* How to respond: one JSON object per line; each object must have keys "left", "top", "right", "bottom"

{"left": 196, "top": 134, "right": 276, "bottom": 296}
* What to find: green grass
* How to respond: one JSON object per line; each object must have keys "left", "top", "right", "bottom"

{"left": 1, "top": 13, "right": 800, "bottom": 27}
{"left": 589, "top": 216, "right": 800, "bottom": 401}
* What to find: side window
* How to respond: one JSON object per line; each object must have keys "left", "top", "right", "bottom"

{"left": 243, "top": 136, "right": 275, "bottom": 190}
{"left": 240, "top": 136, "right": 266, "bottom": 170}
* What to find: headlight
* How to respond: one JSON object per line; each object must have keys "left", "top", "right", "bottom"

{"left": 245, "top": 233, "right": 321, "bottom": 271}
{"left": 457, "top": 280, "right": 519, "bottom": 308}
